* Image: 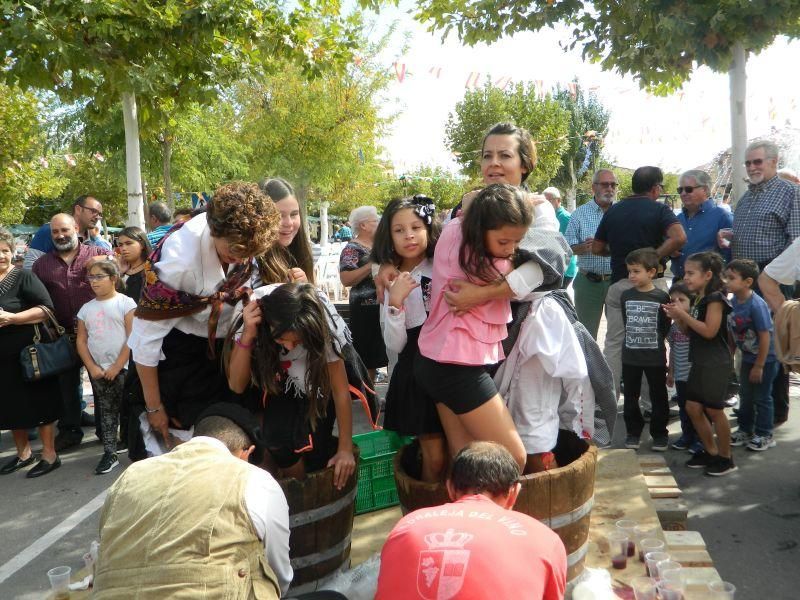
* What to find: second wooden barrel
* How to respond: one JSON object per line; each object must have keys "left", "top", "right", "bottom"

{"left": 394, "top": 438, "right": 598, "bottom": 583}
{"left": 278, "top": 445, "right": 359, "bottom": 593}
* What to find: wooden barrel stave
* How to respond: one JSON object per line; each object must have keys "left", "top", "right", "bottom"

{"left": 394, "top": 441, "right": 598, "bottom": 582}
{"left": 279, "top": 444, "right": 359, "bottom": 590}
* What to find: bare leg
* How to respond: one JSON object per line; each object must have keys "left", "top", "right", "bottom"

{"left": 11, "top": 430, "right": 32, "bottom": 460}
{"left": 38, "top": 423, "right": 57, "bottom": 463}
{"left": 686, "top": 400, "right": 718, "bottom": 456}
{"left": 436, "top": 395, "right": 526, "bottom": 471}
{"left": 706, "top": 408, "right": 732, "bottom": 459}
{"left": 368, "top": 369, "right": 377, "bottom": 386}
{"left": 418, "top": 434, "right": 448, "bottom": 483}
{"left": 525, "top": 453, "right": 557, "bottom": 475}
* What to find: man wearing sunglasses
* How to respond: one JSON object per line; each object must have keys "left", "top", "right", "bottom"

{"left": 671, "top": 170, "right": 733, "bottom": 280}
{"left": 24, "top": 195, "right": 109, "bottom": 269}
{"left": 728, "top": 140, "right": 800, "bottom": 427}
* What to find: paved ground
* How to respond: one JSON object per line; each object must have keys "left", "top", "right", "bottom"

{"left": 1, "top": 329, "right": 798, "bottom": 598}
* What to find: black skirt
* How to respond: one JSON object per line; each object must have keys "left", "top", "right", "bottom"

{"left": 384, "top": 326, "right": 443, "bottom": 436}
{"left": 348, "top": 302, "right": 388, "bottom": 369}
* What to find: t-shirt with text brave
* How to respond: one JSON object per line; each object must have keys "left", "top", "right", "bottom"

{"left": 376, "top": 494, "right": 567, "bottom": 600}
{"left": 620, "top": 287, "right": 671, "bottom": 367}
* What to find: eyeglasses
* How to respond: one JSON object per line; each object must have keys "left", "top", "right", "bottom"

{"left": 79, "top": 205, "right": 104, "bottom": 218}
{"left": 744, "top": 158, "right": 765, "bottom": 167}
{"left": 677, "top": 186, "right": 705, "bottom": 194}
{"left": 594, "top": 181, "right": 618, "bottom": 188}
{"left": 87, "top": 274, "right": 111, "bottom": 281}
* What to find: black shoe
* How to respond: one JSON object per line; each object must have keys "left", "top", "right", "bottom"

{"left": 54, "top": 432, "right": 83, "bottom": 452}
{"left": 705, "top": 455, "right": 738, "bottom": 477}
{"left": 95, "top": 452, "right": 119, "bottom": 475}
{"left": 26, "top": 456, "right": 61, "bottom": 478}
{"left": 686, "top": 450, "right": 713, "bottom": 469}
{"left": 0, "top": 454, "right": 36, "bottom": 475}
{"left": 642, "top": 410, "right": 652, "bottom": 422}
{"left": 80, "top": 411, "right": 96, "bottom": 427}
{"left": 116, "top": 440, "right": 128, "bottom": 454}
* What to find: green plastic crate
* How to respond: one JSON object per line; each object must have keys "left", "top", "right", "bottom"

{"left": 353, "top": 430, "right": 413, "bottom": 514}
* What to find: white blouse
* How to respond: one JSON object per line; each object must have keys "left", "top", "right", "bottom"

{"left": 382, "top": 258, "right": 433, "bottom": 357}
{"left": 127, "top": 214, "right": 239, "bottom": 367}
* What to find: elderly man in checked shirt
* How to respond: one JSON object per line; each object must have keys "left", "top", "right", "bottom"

{"left": 722, "top": 139, "right": 800, "bottom": 426}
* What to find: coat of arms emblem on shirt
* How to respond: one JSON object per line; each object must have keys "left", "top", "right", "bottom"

{"left": 417, "top": 529, "right": 473, "bottom": 600}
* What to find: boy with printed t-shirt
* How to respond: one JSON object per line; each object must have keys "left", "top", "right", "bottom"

{"left": 376, "top": 442, "right": 566, "bottom": 600}
{"left": 620, "top": 248, "right": 671, "bottom": 452}
{"left": 726, "top": 259, "right": 779, "bottom": 451}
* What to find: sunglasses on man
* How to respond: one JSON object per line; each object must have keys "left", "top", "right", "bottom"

{"left": 677, "top": 186, "right": 706, "bottom": 194}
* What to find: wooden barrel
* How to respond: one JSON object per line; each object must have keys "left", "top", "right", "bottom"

{"left": 394, "top": 439, "right": 598, "bottom": 583}
{"left": 278, "top": 445, "right": 359, "bottom": 594}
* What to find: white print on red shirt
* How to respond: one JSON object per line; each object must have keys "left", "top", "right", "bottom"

{"left": 417, "top": 529, "right": 473, "bottom": 600}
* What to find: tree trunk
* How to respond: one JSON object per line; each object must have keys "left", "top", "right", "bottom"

{"left": 320, "top": 201, "right": 330, "bottom": 247}
{"left": 297, "top": 183, "right": 310, "bottom": 238}
{"left": 121, "top": 92, "right": 145, "bottom": 229}
{"left": 567, "top": 158, "right": 578, "bottom": 211}
{"left": 162, "top": 134, "right": 173, "bottom": 212}
{"left": 729, "top": 43, "right": 747, "bottom": 207}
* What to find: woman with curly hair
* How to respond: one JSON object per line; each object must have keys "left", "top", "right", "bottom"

{"left": 255, "top": 177, "right": 316, "bottom": 285}
{"left": 127, "top": 182, "right": 280, "bottom": 455}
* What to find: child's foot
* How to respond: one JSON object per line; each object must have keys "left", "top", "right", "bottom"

{"left": 651, "top": 437, "right": 669, "bottom": 452}
{"left": 95, "top": 452, "right": 119, "bottom": 475}
{"left": 747, "top": 435, "right": 776, "bottom": 452}
{"left": 705, "top": 455, "right": 737, "bottom": 477}
{"left": 624, "top": 436, "right": 641, "bottom": 450}
{"left": 730, "top": 430, "right": 753, "bottom": 447}
{"left": 671, "top": 435, "right": 691, "bottom": 451}
{"left": 686, "top": 450, "right": 713, "bottom": 469}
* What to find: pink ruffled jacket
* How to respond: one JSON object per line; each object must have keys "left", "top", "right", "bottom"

{"left": 418, "top": 218, "right": 513, "bottom": 366}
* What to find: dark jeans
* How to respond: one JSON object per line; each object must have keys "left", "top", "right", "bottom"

{"left": 738, "top": 361, "right": 779, "bottom": 436}
{"left": 57, "top": 366, "right": 83, "bottom": 438}
{"left": 675, "top": 380, "right": 699, "bottom": 444}
{"left": 623, "top": 364, "right": 669, "bottom": 440}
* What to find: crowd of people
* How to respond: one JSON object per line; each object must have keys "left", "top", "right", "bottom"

{"left": 0, "top": 121, "right": 798, "bottom": 597}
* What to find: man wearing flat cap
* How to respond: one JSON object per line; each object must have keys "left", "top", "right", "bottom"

{"left": 93, "top": 403, "right": 293, "bottom": 599}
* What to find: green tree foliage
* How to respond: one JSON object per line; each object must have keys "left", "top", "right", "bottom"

{"left": 235, "top": 48, "right": 392, "bottom": 214}
{"left": 411, "top": 0, "right": 800, "bottom": 92}
{"left": 445, "top": 81, "right": 570, "bottom": 191}
{"left": 380, "top": 166, "right": 476, "bottom": 212}
{"left": 0, "top": 85, "right": 65, "bottom": 224}
{"left": 551, "top": 85, "right": 610, "bottom": 209}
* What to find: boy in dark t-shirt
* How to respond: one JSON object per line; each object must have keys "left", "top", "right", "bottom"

{"left": 620, "top": 248, "right": 671, "bottom": 451}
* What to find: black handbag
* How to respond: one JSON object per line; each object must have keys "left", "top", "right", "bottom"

{"left": 19, "top": 306, "right": 79, "bottom": 382}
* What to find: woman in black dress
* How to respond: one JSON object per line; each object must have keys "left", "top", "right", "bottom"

{"left": 0, "top": 228, "right": 63, "bottom": 478}
{"left": 117, "top": 226, "right": 151, "bottom": 303}
{"left": 338, "top": 205, "right": 388, "bottom": 382}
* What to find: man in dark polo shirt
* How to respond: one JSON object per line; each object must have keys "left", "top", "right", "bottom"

{"left": 33, "top": 214, "right": 110, "bottom": 452}
{"left": 592, "top": 166, "right": 686, "bottom": 406}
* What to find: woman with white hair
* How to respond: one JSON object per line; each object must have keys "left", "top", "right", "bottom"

{"left": 339, "top": 205, "right": 387, "bottom": 381}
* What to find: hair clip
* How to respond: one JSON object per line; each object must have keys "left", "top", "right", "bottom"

{"left": 411, "top": 194, "right": 436, "bottom": 225}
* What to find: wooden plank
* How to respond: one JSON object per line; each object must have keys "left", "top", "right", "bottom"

{"left": 668, "top": 549, "right": 714, "bottom": 567}
{"left": 681, "top": 566, "right": 722, "bottom": 588}
{"left": 643, "top": 474, "right": 679, "bottom": 489}
{"left": 648, "top": 487, "right": 682, "bottom": 499}
{"left": 652, "top": 498, "right": 688, "bottom": 531}
{"left": 350, "top": 505, "right": 402, "bottom": 566}
{"left": 640, "top": 466, "right": 672, "bottom": 476}
{"left": 638, "top": 454, "right": 668, "bottom": 467}
{"left": 665, "top": 530, "right": 706, "bottom": 550}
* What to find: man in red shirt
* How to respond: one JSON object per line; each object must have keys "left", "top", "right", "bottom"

{"left": 33, "top": 214, "right": 110, "bottom": 456}
{"left": 377, "top": 442, "right": 567, "bottom": 600}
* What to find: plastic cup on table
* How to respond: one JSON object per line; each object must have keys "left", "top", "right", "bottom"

{"left": 708, "top": 581, "right": 737, "bottom": 599}
{"left": 607, "top": 530, "right": 629, "bottom": 569}
{"left": 47, "top": 566, "right": 71, "bottom": 599}
{"left": 644, "top": 550, "right": 670, "bottom": 578}
{"left": 638, "top": 536, "right": 665, "bottom": 562}
{"left": 615, "top": 519, "right": 638, "bottom": 557}
{"left": 657, "top": 577, "right": 685, "bottom": 600}
{"left": 656, "top": 560, "right": 682, "bottom": 581}
{"left": 630, "top": 575, "right": 657, "bottom": 600}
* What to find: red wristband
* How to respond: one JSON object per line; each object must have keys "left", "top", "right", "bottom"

{"left": 235, "top": 336, "right": 254, "bottom": 350}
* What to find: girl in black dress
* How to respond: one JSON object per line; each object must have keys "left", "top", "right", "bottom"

{"left": 372, "top": 196, "right": 445, "bottom": 482}
{"left": 117, "top": 226, "right": 151, "bottom": 303}
{"left": 0, "top": 228, "right": 63, "bottom": 478}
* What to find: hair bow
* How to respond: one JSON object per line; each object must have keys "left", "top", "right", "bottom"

{"left": 411, "top": 194, "right": 436, "bottom": 225}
